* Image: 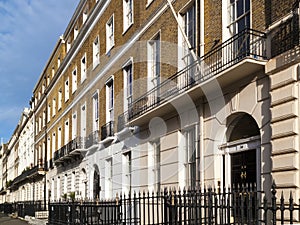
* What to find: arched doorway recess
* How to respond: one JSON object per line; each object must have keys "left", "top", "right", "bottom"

{"left": 220, "top": 113, "right": 261, "bottom": 190}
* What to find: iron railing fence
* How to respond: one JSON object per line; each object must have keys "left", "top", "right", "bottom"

{"left": 16, "top": 200, "right": 46, "bottom": 218}
{"left": 0, "top": 201, "right": 46, "bottom": 218}
{"left": 48, "top": 183, "right": 300, "bottom": 225}
{"left": 54, "top": 137, "right": 85, "bottom": 163}
{"left": 118, "top": 28, "right": 267, "bottom": 131}
{"left": 0, "top": 202, "right": 13, "bottom": 214}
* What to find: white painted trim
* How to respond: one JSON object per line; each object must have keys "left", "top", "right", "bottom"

{"left": 123, "top": 0, "right": 134, "bottom": 34}
{"left": 46, "top": 2, "right": 171, "bottom": 133}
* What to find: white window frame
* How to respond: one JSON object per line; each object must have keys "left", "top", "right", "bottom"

{"left": 83, "top": 5, "right": 88, "bottom": 24}
{"left": 74, "top": 25, "right": 79, "bottom": 40}
{"left": 71, "top": 171, "right": 76, "bottom": 192}
{"left": 58, "top": 89, "right": 62, "bottom": 110}
{"left": 147, "top": 33, "right": 160, "bottom": 92}
{"left": 72, "top": 67, "right": 77, "bottom": 94}
{"left": 57, "top": 177, "right": 60, "bottom": 200}
{"left": 183, "top": 126, "right": 196, "bottom": 187}
{"left": 52, "top": 98, "right": 56, "bottom": 117}
{"left": 81, "top": 53, "right": 87, "bottom": 83}
{"left": 38, "top": 117, "right": 42, "bottom": 132}
{"left": 123, "top": 59, "right": 133, "bottom": 112}
{"left": 52, "top": 132, "right": 56, "bottom": 155}
{"left": 92, "top": 91, "right": 99, "bottom": 132}
{"left": 148, "top": 139, "right": 160, "bottom": 193}
{"left": 42, "top": 111, "right": 46, "bottom": 127}
{"left": 146, "top": 0, "right": 155, "bottom": 8}
{"left": 180, "top": 3, "right": 196, "bottom": 68}
{"left": 106, "top": 15, "right": 115, "bottom": 53}
{"left": 57, "top": 57, "right": 61, "bottom": 68}
{"left": 47, "top": 75, "right": 50, "bottom": 86}
{"left": 65, "top": 78, "right": 70, "bottom": 102}
{"left": 105, "top": 77, "right": 114, "bottom": 123}
{"left": 122, "top": 151, "right": 132, "bottom": 194}
{"left": 58, "top": 127, "right": 62, "bottom": 149}
{"left": 105, "top": 158, "right": 113, "bottom": 199}
{"left": 72, "top": 112, "right": 77, "bottom": 140}
{"left": 47, "top": 104, "right": 51, "bottom": 123}
{"left": 123, "top": 0, "right": 134, "bottom": 32}
{"left": 52, "top": 67, "right": 55, "bottom": 78}
{"left": 93, "top": 36, "right": 100, "bottom": 69}
{"left": 66, "top": 38, "right": 71, "bottom": 53}
{"left": 65, "top": 119, "right": 69, "bottom": 145}
{"left": 228, "top": 0, "right": 251, "bottom": 36}
{"left": 64, "top": 174, "right": 68, "bottom": 195}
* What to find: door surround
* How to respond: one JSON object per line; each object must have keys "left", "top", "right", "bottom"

{"left": 219, "top": 135, "right": 261, "bottom": 191}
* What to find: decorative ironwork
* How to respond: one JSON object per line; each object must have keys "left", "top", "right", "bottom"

{"left": 101, "top": 121, "right": 114, "bottom": 140}
{"left": 85, "top": 130, "right": 100, "bottom": 148}
{"left": 48, "top": 183, "right": 300, "bottom": 225}
{"left": 270, "top": 9, "right": 299, "bottom": 58}
{"left": 53, "top": 137, "right": 84, "bottom": 164}
{"left": 118, "top": 28, "right": 267, "bottom": 130}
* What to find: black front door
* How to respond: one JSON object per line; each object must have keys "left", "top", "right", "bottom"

{"left": 231, "top": 149, "right": 257, "bottom": 222}
{"left": 231, "top": 149, "right": 256, "bottom": 188}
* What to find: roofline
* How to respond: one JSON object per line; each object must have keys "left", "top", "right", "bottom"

{"left": 32, "top": 36, "right": 64, "bottom": 93}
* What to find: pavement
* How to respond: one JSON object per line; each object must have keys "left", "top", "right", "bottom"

{"left": 0, "top": 213, "right": 29, "bottom": 225}
{"left": 24, "top": 216, "right": 47, "bottom": 225}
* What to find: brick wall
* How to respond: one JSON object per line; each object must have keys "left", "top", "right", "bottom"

{"left": 204, "top": 0, "right": 222, "bottom": 54}
{"left": 265, "top": 0, "right": 296, "bottom": 26}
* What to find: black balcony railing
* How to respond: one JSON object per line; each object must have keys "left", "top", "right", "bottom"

{"left": 101, "top": 121, "right": 114, "bottom": 140}
{"left": 118, "top": 28, "right": 267, "bottom": 130}
{"left": 270, "top": 9, "right": 299, "bottom": 58}
{"left": 53, "top": 137, "right": 84, "bottom": 164}
{"left": 12, "top": 165, "right": 41, "bottom": 186}
{"left": 85, "top": 130, "right": 100, "bottom": 148}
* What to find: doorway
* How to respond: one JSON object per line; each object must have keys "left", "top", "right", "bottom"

{"left": 231, "top": 149, "right": 256, "bottom": 188}
{"left": 221, "top": 113, "right": 261, "bottom": 223}
{"left": 222, "top": 113, "right": 261, "bottom": 189}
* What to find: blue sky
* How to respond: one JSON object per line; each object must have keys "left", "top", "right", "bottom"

{"left": 0, "top": 0, "right": 79, "bottom": 142}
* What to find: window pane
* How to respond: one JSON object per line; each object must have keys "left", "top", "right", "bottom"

{"left": 237, "top": 0, "right": 244, "bottom": 17}
{"left": 245, "top": 0, "right": 250, "bottom": 12}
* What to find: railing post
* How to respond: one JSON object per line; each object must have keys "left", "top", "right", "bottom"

{"left": 208, "top": 187, "right": 213, "bottom": 225}
{"left": 271, "top": 182, "right": 277, "bottom": 225}
{"left": 289, "top": 191, "right": 294, "bottom": 224}
{"left": 163, "top": 188, "right": 168, "bottom": 225}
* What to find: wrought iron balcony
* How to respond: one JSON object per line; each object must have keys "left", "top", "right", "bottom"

{"left": 118, "top": 28, "right": 267, "bottom": 130}
{"left": 54, "top": 137, "right": 84, "bottom": 165}
{"left": 11, "top": 163, "right": 45, "bottom": 188}
{"left": 270, "top": 9, "right": 299, "bottom": 58}
{"left": 48, "top": 158, "right": 54, "bottom": 170}
{"left": 101, "top": 121, "right": 114, "bottom": 140}
{"left": 117, "top": 112, "right": 129, "bottom": 132}
{"left": 85, "top": 130, "right": 100, "bottom": 148}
